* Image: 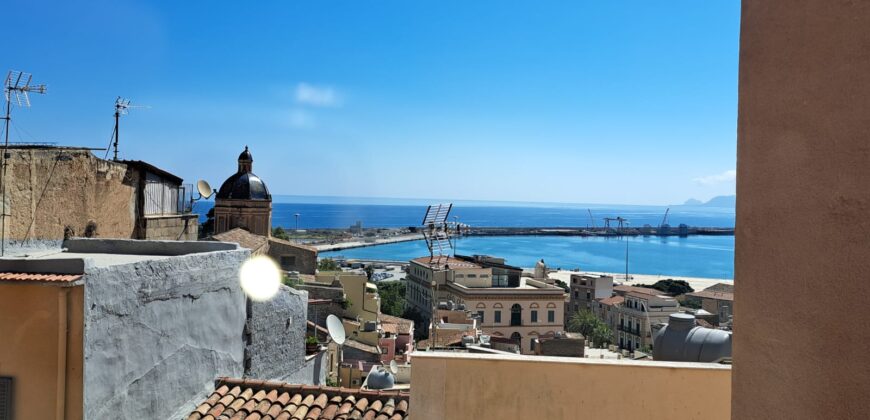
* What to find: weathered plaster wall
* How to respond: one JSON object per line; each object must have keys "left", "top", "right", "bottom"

{"left": 280, "top": 351, "right": 328, "bottom": 385}
{"left": 244, "top": 285, "right": 308, "bottom": 380}
{"left": 734, "top": 1, "right": 870, "bottom": 419}
{"left": 4, "top": 148, "right": 138, "bottom": 241}
{"left": 82, "top": 248, "right": 249, "bottom": 420}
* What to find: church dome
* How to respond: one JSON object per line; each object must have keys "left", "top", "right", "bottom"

{"left": 215, "top": 146, "right": 271, "bottom": 200}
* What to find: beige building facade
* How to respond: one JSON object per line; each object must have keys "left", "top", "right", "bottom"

{"left": 617, "top": 289, "right": 679, "bottom": 351}
{"left": 405, "top": 255, "right": 567, "bottom": 354}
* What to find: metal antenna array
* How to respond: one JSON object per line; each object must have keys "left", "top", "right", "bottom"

{"left": 110, "top": 97, "right": 149, "bottom": 161}
{"left": 2, "top": 71, "right": 47, "bottom": 256}
{"left": 421, "top": 203, "right": 454, "bottom": 262}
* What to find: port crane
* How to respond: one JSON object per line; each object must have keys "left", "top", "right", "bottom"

{"left": 603, "top": 216, "right": 628, "bottom": 234}
{"left": 660, "top": 208, "right": 670, "bottom": 228}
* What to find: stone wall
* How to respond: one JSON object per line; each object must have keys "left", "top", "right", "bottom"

{"left": 82, "top": 247, "right": 249, "bottom": 420}
{"left": 4, "top": 147, "right": 138, "bottom": 241}
{"left": 536, "top": 337, "right": 585, "bottom": 357}
{"left": 143, "top": 214, "right": 200, "bottom": 241}
{"left": 244, "top": 285, "right": 308, "bottom": 380}
{"left": 296, "top": 283, "right": 348, "bottom": 326}
{"left": 267, "top": 238, "right": 317, "bottom": 274}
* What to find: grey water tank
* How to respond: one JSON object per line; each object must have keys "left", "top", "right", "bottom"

{"left": 653, "top": 313, "right": 732, "bottom": 362}
{"left": 366, "top": 368, "right": 396, "bottom": 390}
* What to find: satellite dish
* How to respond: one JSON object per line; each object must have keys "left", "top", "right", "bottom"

{"left": 196, "top": 179, "right": 214, "bottom": 199}
{"left": 326, "top": 314, "right": 346, "bottom": 346}
{"left": 389, "top": 360, "right": 398, "bottom": 374}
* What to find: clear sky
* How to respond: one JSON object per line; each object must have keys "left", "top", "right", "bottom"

{"left": 5, "top": 0, "right": 740, "bottom": 205}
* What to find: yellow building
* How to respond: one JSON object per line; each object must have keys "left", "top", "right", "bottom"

{"left": 406, "top": 255, "right": 568, "bottom": 354}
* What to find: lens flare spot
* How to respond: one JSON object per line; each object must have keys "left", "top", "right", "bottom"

{"left": 239, "top": 256, "right": 281, "bottom": 301}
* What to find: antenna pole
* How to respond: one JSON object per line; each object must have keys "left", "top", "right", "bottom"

{"left": 113, "top": 108, "right": 120, "bottom": 161}
{"left": 1, "top": 98, "right": 11, "bottom": 256}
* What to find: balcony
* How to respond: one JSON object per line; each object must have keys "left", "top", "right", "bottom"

{"left": 411, "top": 352, "right": 731, "bottom": 419}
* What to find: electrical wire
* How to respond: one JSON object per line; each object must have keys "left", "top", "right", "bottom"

{"left": 104, "top": 125, "right": 117, "bottom": 160}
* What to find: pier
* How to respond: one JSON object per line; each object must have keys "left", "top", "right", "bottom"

{"left": 462, "top": 226, "right": 734, "bottom": 238}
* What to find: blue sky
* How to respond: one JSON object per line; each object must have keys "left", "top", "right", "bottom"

{"left": 5, "top": 0, "right": 740, "bottom": 205}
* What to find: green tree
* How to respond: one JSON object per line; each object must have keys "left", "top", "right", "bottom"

{"left": 377, "top": 281, "right": 406, "bottom": 317}
{"left": 317, "top": 258, "right": 340, "bottom": 271}
{"left": 554, "top": 279, "right": 569, "bottom": 293}
{"left": 199, "top": 208, "right": 215, "bottom": 239}
{"left": 401, "top": 306, "right": 428, "bottom": 340}
{"left": 588, "top": 323, "right": 613, "bottom": 348}
{"left": 567, "top": 309, "right": 600, "bottom": 337}
{"left": 636, "top": 279, "right": 694, "bottom": 296}
{"left": 272, "top": 226, "right": 291, "bottom": 241}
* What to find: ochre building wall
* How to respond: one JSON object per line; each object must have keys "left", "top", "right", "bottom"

{"left": 0, "top": 283, "right": 84, "bottom": 420}
{"left": 411, "top": 353, "right": 731, "bottom": 420}
{"left": 734, "top": 1, "right": 870, "bottom": 418}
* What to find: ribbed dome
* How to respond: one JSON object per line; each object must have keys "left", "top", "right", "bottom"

{"left": 216, "top": 172, "right": 270, "bottom": 200}
{"left": 238, "top": 146, "right": 253, "bottom": 161}
{"left": 215, "top": 146, "right": 271, "bottom": 200}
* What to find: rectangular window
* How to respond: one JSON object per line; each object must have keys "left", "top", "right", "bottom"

{"left": 531, "top": 310, "right": 538, "bottom": 323}
{"left": 280, "top": 256, "right": 297, "bottom": 270}
{"left": 547, "top": 310, "right": 555, "bottom": 323}
{"left": 477, "top": 310, "right": 484, "bottom": 323}
{"left": 573, "top": 291, "right": 579, "bottom": 298}
{"left": 467, "top": 274, "right": 477, "bottom": 278}
{"left": 492, "top": 274, "right": 508, "bottom": 287}
{"left": 586, "top": 291, "right": 591, "bottom": 299}
{"left": 480, "top": 274, "right": 490, "bottom": 278}
{"left": 495, "top": 310, "right": 502, "bottom": 324}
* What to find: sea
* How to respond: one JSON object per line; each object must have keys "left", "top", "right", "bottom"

{"left": 195, "top": 195, "right": 735, "bottom": 280}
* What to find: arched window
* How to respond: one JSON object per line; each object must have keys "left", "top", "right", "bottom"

{"left": 476, "top": 302, "right": 486, "bottom": 309}
{"left": 510, "top": 332, "right": 522, "bottom": 342}
{"left": 511, "top": 304, "right": 522, "bottom": 326}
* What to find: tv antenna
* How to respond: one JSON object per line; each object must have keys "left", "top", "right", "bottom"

{"left": 2, "top": 71, "right": 47, "bottom": 256}
{"left": 110, "top": 97, "right": 149, "bottom": 161}
{"left": 421, "top": 203, "right": 454, "bottom": 262}
{"left": 326, "top": 314, "right": 347, "bottom": 387}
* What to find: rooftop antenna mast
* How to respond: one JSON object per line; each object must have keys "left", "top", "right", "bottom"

{"left": 2, "top": 71, "right": 47, "bottom": 256}
{"left": 111, "top": 97, "right": 149, "bottom": 161}
{"left": 421, "top": 203, "right": 454, "bottom": 263}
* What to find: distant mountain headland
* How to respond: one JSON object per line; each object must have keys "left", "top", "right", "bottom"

{"left": 682, "top": 195, "right": 736, "bottom": 208}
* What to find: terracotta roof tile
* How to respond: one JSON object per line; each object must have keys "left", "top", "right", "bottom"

{"left": 0, "top": 272, "right": 83, "bottom": 283}
{"left": 188, "top": 378, "right": 410, "bottom": 420}
{"left": 378, "top": 314, "right": 414, "bottom": 335}
{"left": 687, "top": 290, "right": 734, "bottom": 301}
{"left": 211, "top": 228, "right": 269, "bottom": 254}
{"left": 411, "top": 255, "right": 481, "bottom": 269}
{"left": 598, "top": 295, "right": 625, "bottom": 306}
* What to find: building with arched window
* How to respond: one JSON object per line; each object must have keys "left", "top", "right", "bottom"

{"left": 404, "top": 254, "right": 568, "bottom": 354}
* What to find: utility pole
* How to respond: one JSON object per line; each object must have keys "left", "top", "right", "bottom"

{"left": 294, "top": 213, "right": 300, "bottom": 243}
